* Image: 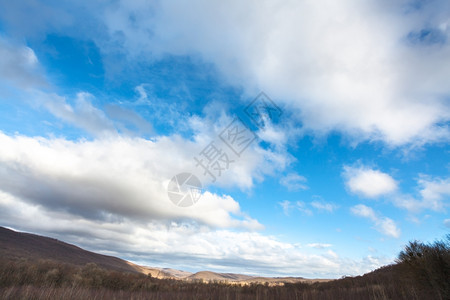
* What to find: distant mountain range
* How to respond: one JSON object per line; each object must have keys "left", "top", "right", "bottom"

{"left": 0, "top": 226, "right": 327, "bottom": 285}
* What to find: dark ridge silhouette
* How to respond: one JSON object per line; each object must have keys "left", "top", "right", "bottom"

{"left": 0, "top": 226, "right": 139, "bottom": 274}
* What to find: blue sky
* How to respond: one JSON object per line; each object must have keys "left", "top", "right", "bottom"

{"left": 0, "top": 0, "right": 449, "bottom": 278}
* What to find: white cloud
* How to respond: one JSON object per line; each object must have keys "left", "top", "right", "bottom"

{"left": 0, "top": 37, "right": 45, "bottom": 89}
{"left": 0, "top": 190, "right": 391, "bottom": 278}
{"left": 393, "top": 176, "right": 450, "bottom": 212}
{"left": 134, "top": 84, "right": 152, "bottom": 105}
{"left": 327, "top": 250, "right": 339, "bottom": 259}
{"left": 351, "top": 204, "right": 377, "bottom": 220}
{"left": 280, "top": 199, "right": 337, "bottom": 216}
{"left": 0, "top": 40, "right": 150, "bottom": 139}
{"left": 93, "top": 0, "right": 450, "bottom": 146}
{"left": 104, "top": 104, "right": 153, "bottom": 136}
{"left": 444, "top": 219, "right": 450, "bottom": 228}
{"left": 343, "top": 166, "right": 398, "bottom": 198}
{"left": 310, "top": 200, "right": 338, "bottom": 213}
{"left": 278, "top": 200, "right": 293, "bottom": 216}
{"left": 2, "top": 1, "right": 450, "bottom": 145}
{"left": 350, "top": 204, "right": 401, "bottom": 238}
{"left": 186, "top": 112, "right": 292, "bottom": 190}
{"left": 377, "top": 217, "right": 401, "bottom": 239}
{"left": 36, "top": 91, "right": 117, "bottom": 137}
{"left": 255, "top": 119, "right": 288, "bottom": 150}
{"left": 307, "top": 243, "right": 332, "bottom": 249}
{"left": 279, "top": 173, "right": 308, "bottom": 191}
{"left": 296, "top": 201, "right": 313, "bottom": 216}
{"left": 343, "top": 167, "right": 449, "bottom": 214}
{"left": 0, "top": 131, "right": 267, "bottom": 230}
{"left": 0, "top": 126, "right": 349, "bottom": 276}
{"left": 418, "top": 176, "right": 450, "bottom": 209}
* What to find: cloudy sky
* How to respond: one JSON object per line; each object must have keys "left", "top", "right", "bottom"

{"left": 0, "top": 0, "right": 449, "bottom": 278}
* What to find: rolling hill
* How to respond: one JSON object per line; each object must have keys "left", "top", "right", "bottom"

{"left": 0, "top": 226, "right": 319, "bottom": 284}
{"left": 0, "top": 226, "right": 141, "bottom": 274}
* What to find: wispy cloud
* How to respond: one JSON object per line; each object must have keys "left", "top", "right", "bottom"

{"left": 444, "top": 219, "right": 450, "bottom": 228}
{"left": 279, "top": 199, "right": 338, "bottom": 216}
{"left": 104, "top": 104, "right": 153, "bottom": 135}
{"left": 0, "top": 37, "right": 45, "bottom": 88}
{"left": 344, "top": 165, "right": 449, "bottom": 214}
{"left": 393, "top": 176, "right": 450, "bottom": 212}
{"left": 278, "top": 200, "right": 294, "bottom": 216}
{"left": 310, "top": 200, "right": 338, "bottom": 213}
{"left": 350, "top": 204, "right": 401, "bottom": 238}
{"left": 280, "top": 173, "right": 308, "bottom": 191}
{"left": 343, "top": 165, "right": 398, "bottom": 198}
{"left": 37, "top": 91, "right": 117, "bottom": 137}
{"left": 296, "top": 201, "right": 313, "bottom": 216}
{"left": 307, "top": 243, "right": 332, "bottom": 249}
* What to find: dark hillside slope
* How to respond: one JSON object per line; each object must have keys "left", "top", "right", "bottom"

{"left": 0, "top": 226, "right": 139, "bottom": 273}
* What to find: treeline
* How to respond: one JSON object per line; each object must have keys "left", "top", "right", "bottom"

{"left": 395, "top": 235, "right": 450, "bottom": 299}
{"left": 0, "top": 260, "right": 307, "bottom": 300}
{"left": 0, "top": 235, "right": 448, "bottom": 299}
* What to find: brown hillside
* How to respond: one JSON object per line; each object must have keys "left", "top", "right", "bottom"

{"left": 0, "top": 226, "right": 140, "bottom": 274}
